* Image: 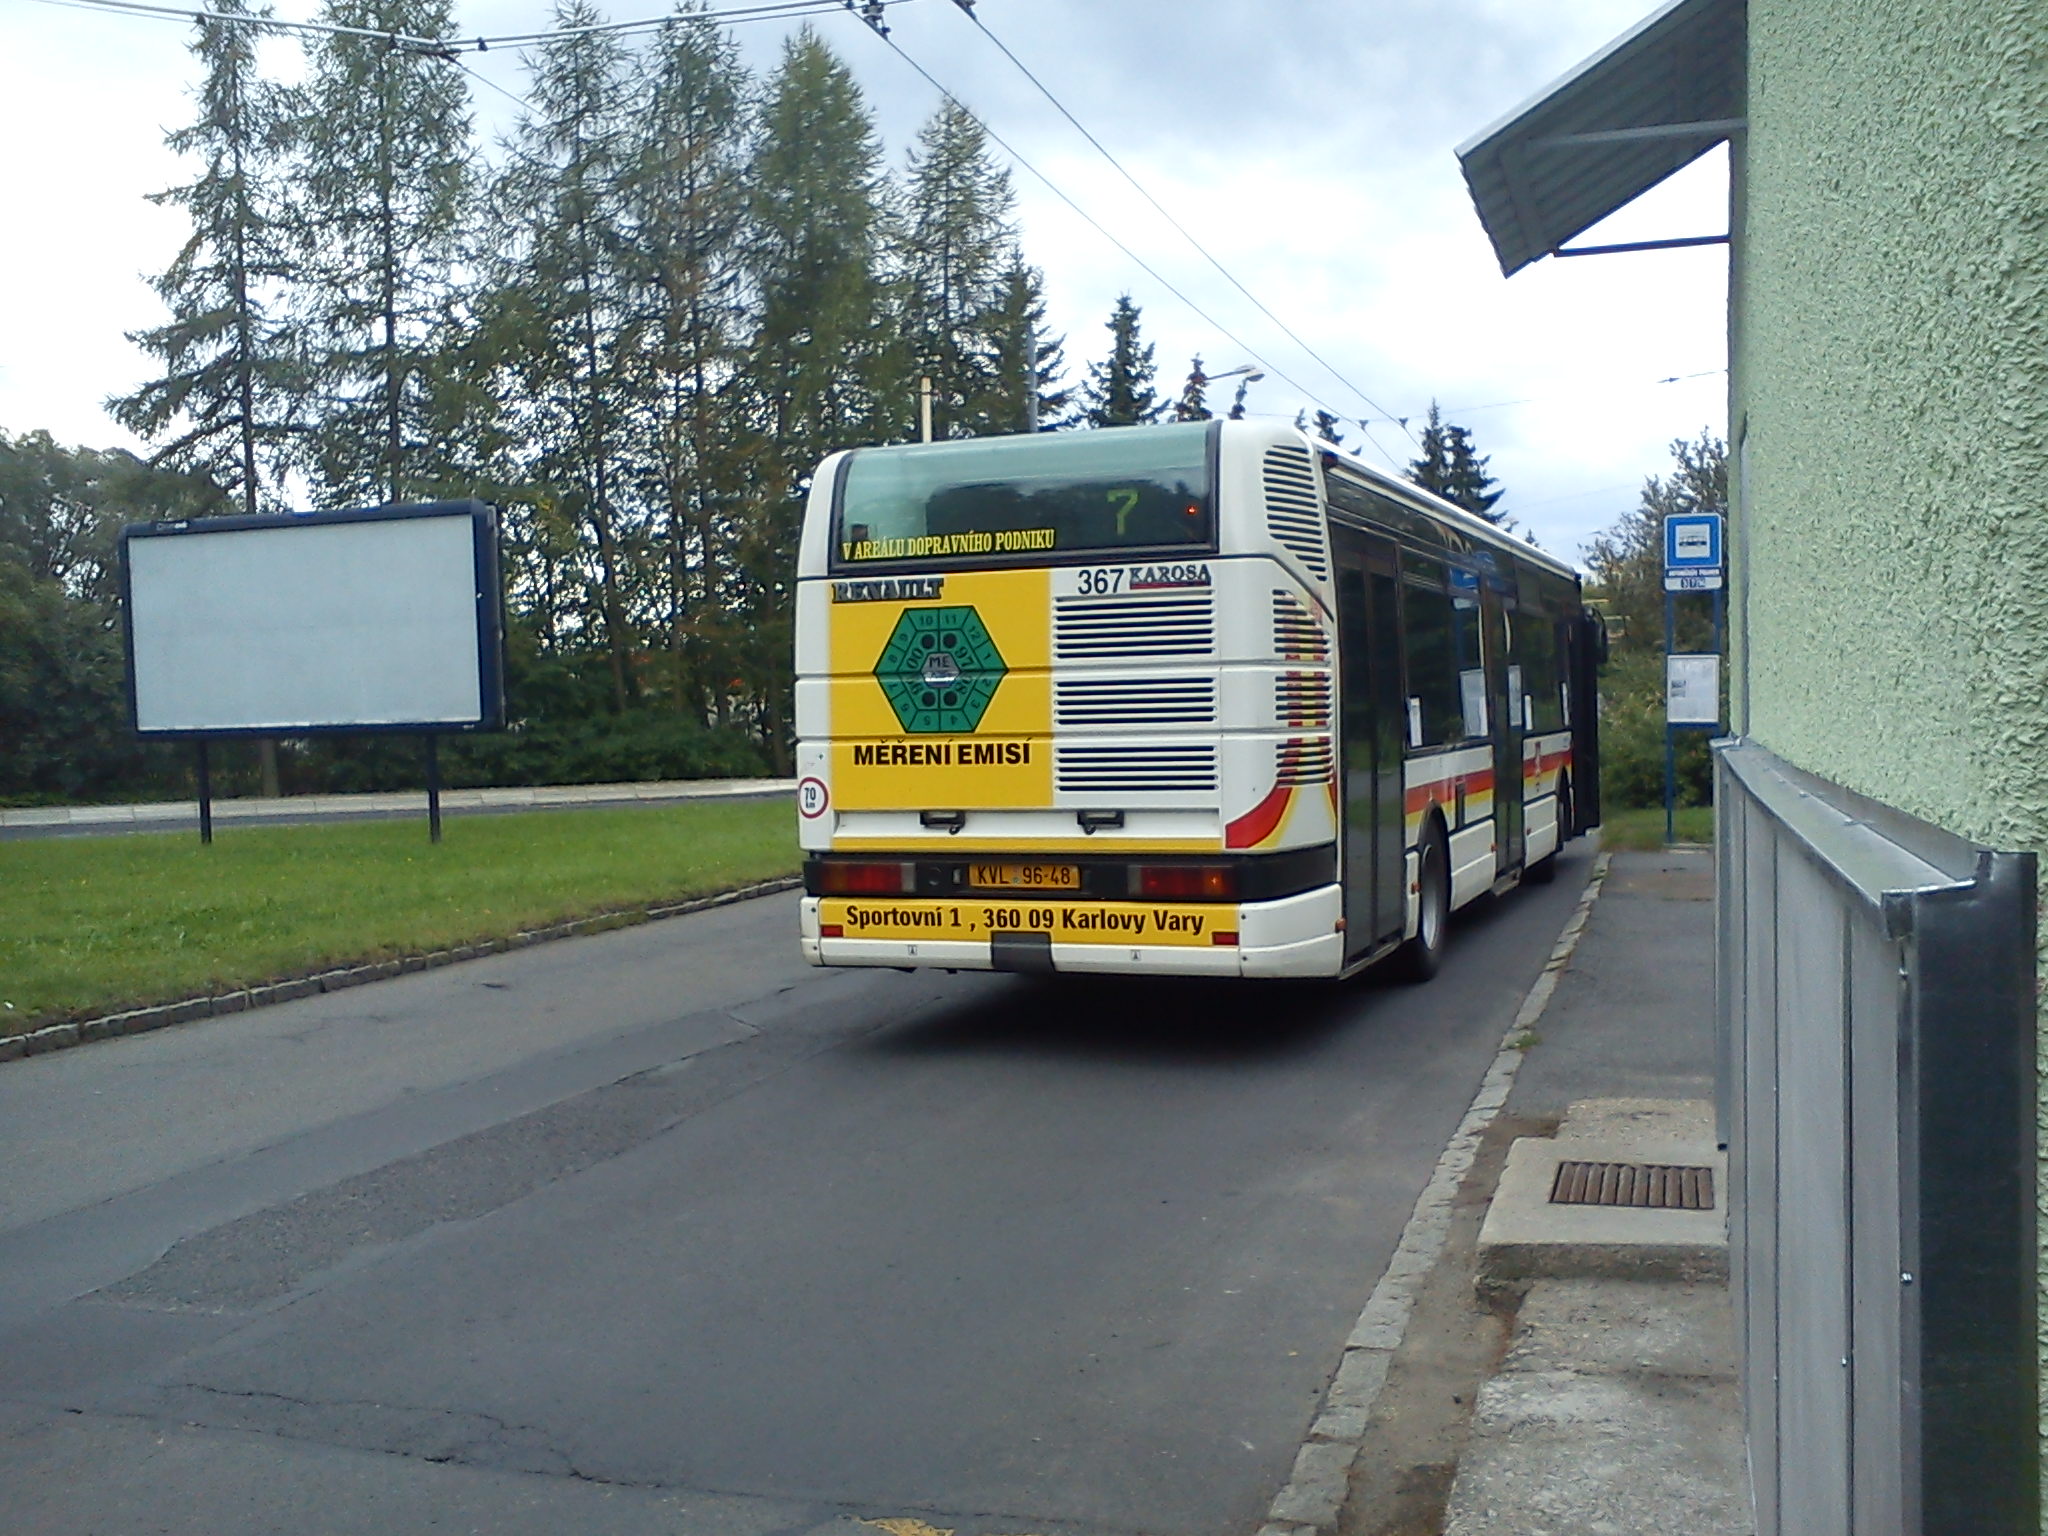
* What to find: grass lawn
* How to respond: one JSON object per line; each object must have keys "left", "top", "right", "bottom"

{"left": 1, "top": 798, "right": 799, "bottom": 1033}
{"left": 1598, "top": 804, "right": 1715, "bottom": 852}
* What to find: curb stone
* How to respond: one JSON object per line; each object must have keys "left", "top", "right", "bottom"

{"left": 1, "top": 875, "right": 801, "bottom": 1068}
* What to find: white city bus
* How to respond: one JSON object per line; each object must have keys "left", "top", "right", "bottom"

{"left": 793, "top": 419, "right": 1600, "bottom": 980}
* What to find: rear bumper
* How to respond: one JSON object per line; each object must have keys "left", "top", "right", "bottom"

{"left": 800, "top": 885, "right": 1344, "bottom": 979}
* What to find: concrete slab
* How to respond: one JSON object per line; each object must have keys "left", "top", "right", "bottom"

{"left": 1447, "top": 1261, "right": 1749, "bottom": 1534}
{"left": 1501, "top": 1277, "right": 1736, "bottom": 1380}
{"left": 1441, "top": 1354, "right": 1753, "bottom": 1536}
{"left": 1476, "top": 1098, "right": 1727, "bottom": 1286}
{"left": 1554, "top": 1096, "right": 1715, "bottom": 1146}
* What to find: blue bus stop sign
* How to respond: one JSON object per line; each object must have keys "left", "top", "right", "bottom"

{"left": 1665, "top": 513, "right": 1724, "bottom": 569}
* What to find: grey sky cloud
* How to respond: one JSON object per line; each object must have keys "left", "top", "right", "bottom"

{"left": 2, "top": 0, "right": 1726, "bottom": 561}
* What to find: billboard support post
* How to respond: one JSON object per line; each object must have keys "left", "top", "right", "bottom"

{"left": 426, "top": 734, "right": 442, "bottom": 845}
{"left": 195, "top": 740, "right": 213, "bottom": 846}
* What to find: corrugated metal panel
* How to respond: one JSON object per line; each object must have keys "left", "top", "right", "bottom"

{"left": 1457, "top": 0, "right": 1745, "bottom": 277}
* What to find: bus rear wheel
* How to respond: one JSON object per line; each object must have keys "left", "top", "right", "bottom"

{"left": 1396, "top": 827, "right": 1449, "bottom": 983}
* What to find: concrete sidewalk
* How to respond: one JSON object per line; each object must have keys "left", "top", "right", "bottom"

{"left": 1442, "top": 848, "right": 1753, "bottom": 1534}
{"left": 0, "top": 777, "right": 793, "bottom": 839}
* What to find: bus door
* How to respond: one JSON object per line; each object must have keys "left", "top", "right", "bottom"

{"left": 1333, "top": 528, "right": 1406, "bottom": 961}
{"left": 1486, "top": 593, "right": 1524, "bottom": 877}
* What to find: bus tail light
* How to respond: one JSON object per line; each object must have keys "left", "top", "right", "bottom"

{"left": 1136, "top": 864, "right": 1236, "bottom": 900}
{"left": 814, "top": 861, "right": 916, "bottom": 895}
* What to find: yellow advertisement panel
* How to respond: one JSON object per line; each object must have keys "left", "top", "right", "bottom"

{"left": 825, "top": 568, "right": 1053, "bottom": 811}
{"left": 818, "top": 897, "right": 1234, "bottom": 947}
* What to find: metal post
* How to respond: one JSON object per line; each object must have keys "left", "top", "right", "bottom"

{"left": 425, "top": 734, "right": 442, "bottom": 845}
{"left": 195, "top": 740, "right": 213, "bottom": 846}
{"left": 1713, "top": 586, "right": 1726, "bottom": 717}
{"left": 919, "top": 376, "right": 934, "bottom": 443}
{"left": 1024, "top": 329, "right": 1039, "bottom": 433}
{"left": 1664, "top": 587, "right": 1677, "bottom": 844}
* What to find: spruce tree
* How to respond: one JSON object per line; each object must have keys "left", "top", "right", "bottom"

{"left": 986, "top": 257, "right": 1067, "bottom": 432}
{"left": 895, "top": 100, "right": 1016, "bottom": 440}
{"left": 1173, "top": 358, "right": 1212, "bottom": 422}
{"left": 1410, "top": 401, "right": 1504, "bottom": 521}
{"left": 294, "top": 0, "right": 473, "bottom": 507}
{"left": 1081, "top": 295, "right": 1161, "bottom": 427}
{"left": 114, "top": 0, "right": 300, "bottom": 517}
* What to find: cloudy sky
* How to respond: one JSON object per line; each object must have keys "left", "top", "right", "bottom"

{"left": 3, "top": 0, "right": 1728, "bottom": 562}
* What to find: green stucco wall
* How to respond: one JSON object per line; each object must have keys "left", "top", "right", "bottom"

{"left": 1733, "top": 0, "right": 2048, "bottom": 1498}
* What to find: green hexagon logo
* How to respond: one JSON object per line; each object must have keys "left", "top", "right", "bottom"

{"left": 875, "top": 605, "right": 1007, "bottom": 734}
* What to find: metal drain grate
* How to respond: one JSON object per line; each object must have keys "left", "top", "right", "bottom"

{"left": 1550, "top": 1160, "right": 1714, "bottom": 1210}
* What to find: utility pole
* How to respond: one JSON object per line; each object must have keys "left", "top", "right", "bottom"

{"left": 1024, "top": 322, "right": 1039, "bottom": 432}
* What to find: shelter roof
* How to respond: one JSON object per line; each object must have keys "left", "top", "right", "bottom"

{"left": 1457, "top": 0, "right": 1745, "bottom": 276}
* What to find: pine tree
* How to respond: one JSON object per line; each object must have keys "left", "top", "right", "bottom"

{"left": 491, "top": 1, "right": 643, "bottom": 713}
{"left": 114, "top": 0, "right": 300, "bottom": 518}
{"left": 894, "top": 101, "right": 1019, "bottom": 440}
{"left": 1311, "top": 408, "right": 1345, "bottom": 447}
{"left": 293, "top": 0, "right": 473, "bottom": 507}
{"left": 1082, "top": 295, "right": 1161, "bottom": 428}
{"left": 624, "top": 2, "right": 755, "bottom": 714}
{"left": 1409, "top": 401, "right": 1504, "bottom": 521}
{"left": 1173, "top": 358, "right": 1212, "bottom": 422}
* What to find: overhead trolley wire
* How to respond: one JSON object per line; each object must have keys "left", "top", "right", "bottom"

{"left": 952, "top": 4, "right": 1419, "bottom": 450}
{"left": 1354, "top": 369, "right": 1729, "bottom": 431}
{"left": 853, "top": 17, "right": 1407, "bottom": 470}
{"left": 30, "top": 0, "right": 914, "bottom": 52}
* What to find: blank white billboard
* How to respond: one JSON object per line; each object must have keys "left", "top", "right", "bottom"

{"left": 123, "top": 502, "right": 503, "bottom": 736}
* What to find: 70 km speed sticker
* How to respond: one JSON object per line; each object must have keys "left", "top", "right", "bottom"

{"left": 798, "top": 777, "right": 831, "bottom": 819}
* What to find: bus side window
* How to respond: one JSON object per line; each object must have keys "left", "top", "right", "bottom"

{"left": 1401, "top": 556, "right": 1463, "bottom": 747}
{"left": 1448, "top": 566, "right": 1487, "bottom": 739}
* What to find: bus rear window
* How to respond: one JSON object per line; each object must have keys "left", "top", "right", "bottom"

{"left": 835, "top": 423, "right": 1213, "bottom": 565}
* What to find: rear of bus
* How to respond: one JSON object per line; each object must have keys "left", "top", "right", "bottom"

{"left": 794, "top": 420, "right": 1344, "bottom": 980}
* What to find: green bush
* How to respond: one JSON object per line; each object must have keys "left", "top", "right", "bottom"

{"left": 274, "top": 709, "right": 771, "bottom": 795}
{"left": 1599, "top": 650, "right": 1714, "bottom": 811}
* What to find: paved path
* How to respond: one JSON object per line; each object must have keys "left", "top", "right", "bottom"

{"left": 1441, "top": 849, "right": 1753, "bottom": 1534}
{"left": 0, "top": 777, "right": 794, "bottom": 839}
{"left": 0, "top": 847, "right": 1599, "bottom": 1536}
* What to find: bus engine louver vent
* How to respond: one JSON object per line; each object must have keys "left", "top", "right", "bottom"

{"left": 1272, "top": 590, "right": 1329, "bottom": 663}
{"left": 1275, "top": 672, "right": 1332, "bottom": 729}
{"left": 1055, "top": 743, "right": 1220, "bottom": 794}
{"left": 1262, "top": 444, "right": 1330, "bottom": 579}
{"left": 1055, "top": 676, "right": 1218, "bottom": 728}
{"left": 1275, "top": 738, "right": 1335, "bottom": 787}
{"left": 1054, "top": 594, "right": 1214, "bottom": 660}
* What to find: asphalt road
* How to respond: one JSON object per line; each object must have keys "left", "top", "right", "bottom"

{"left": 0, "top": 846, "right": 1596, "bottom": 1536}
